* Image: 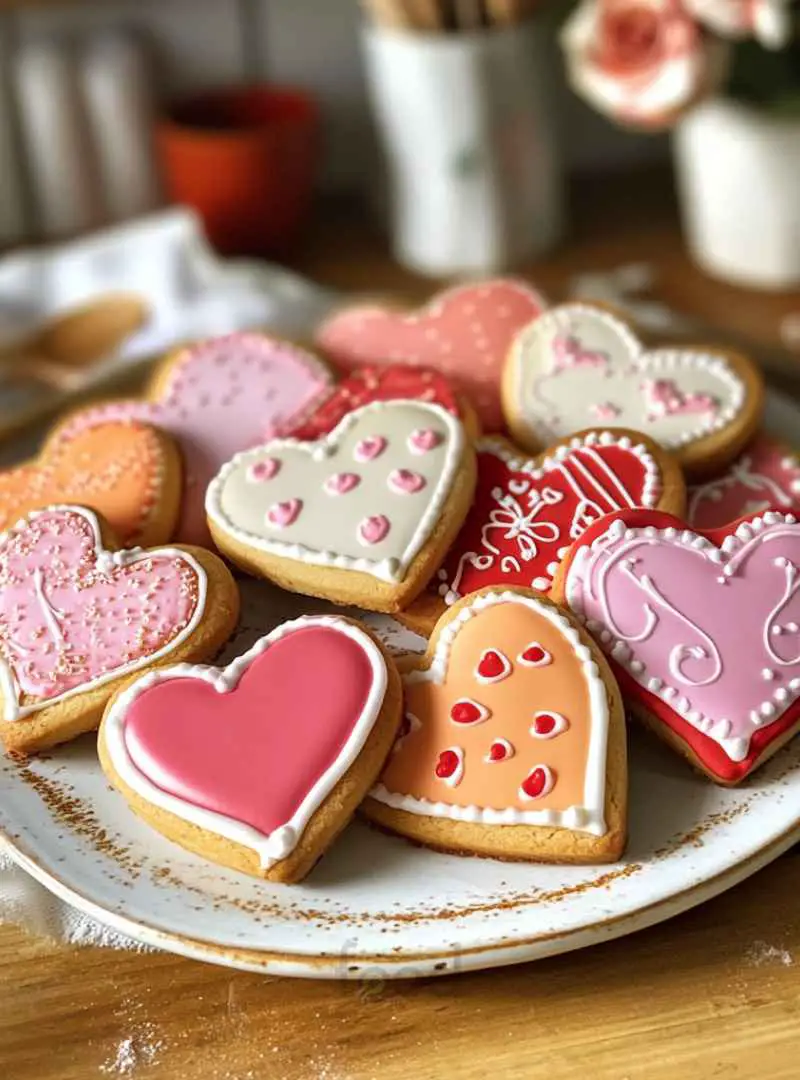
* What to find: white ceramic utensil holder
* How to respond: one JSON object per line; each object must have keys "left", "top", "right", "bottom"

{"left": 674, "top": 99, "right": 800, "bottom": 290}
{"left": 361, "top": 22, "right": 564, "bottom": 277}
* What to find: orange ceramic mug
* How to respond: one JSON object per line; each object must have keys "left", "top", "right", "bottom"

{"left": 156, "top": 85, "right": 319, "bottom": 256}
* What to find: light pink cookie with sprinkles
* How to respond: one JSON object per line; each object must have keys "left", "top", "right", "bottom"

{"left": 49, "top": 333, "right": 333, "bottom": 547}
{"left": 315, "top": 279, "right": 547, "bottom": 432}
{"left": 0, "top": 505, "right": 239, "bottom": 754}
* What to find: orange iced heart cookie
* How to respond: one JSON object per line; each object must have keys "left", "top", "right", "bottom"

{"left": 364, "top": 587, "right": 626, "bottom": 863}
{"left": 0, "top": 420, "right": 181, "bottom": 546}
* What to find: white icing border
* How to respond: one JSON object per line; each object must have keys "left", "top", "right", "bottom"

{"left": 0, "top": 505, "right": 208, "bottom": 723}
{"left": 370, "top": 590, "right": 609, "bottom": 836}
{"left": 441, "top": 429, "right": 662, "bottom": 601}
{"left": 564, "top": 510, "right": 800, "bottom": 762}
{"left": 103, "top": 615, "right": 388, "bottom": 870}
{"left": 205, "top": 401, "right": 465, "bottom": 584}
{"left": 509, "top": 303, "right": 746, "bottom": 450}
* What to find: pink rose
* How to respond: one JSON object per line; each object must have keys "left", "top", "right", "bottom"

{"left": 561, "top": 0, "right": 729, "bottom": 129}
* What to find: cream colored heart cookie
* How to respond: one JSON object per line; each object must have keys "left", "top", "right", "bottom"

{"left": 364, "top": 586, "right": 627, "bottom": 863}
{"left": 502, "top": 303, "right": 763, "bottom": 477}
{"left": 206, "top": 401, "right": 477, "bottom": 613}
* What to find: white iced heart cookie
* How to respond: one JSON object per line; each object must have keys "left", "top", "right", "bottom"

{"left": 502, "top": 303, "right": 763, "bottom": 475}
{"left": 206, "top": 401, "right": 476, "bottom": 613}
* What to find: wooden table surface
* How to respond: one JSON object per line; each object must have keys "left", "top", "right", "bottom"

{"left": 3, "top": 170, "right": 800, "bottom": 1080}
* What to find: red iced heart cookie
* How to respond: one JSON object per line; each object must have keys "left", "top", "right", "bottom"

{"left": 687, "top": 435, "right": 800, "bottom": 528}
{"left": 100, "top": 616, "right": 401, "bottom": 883}
{"left": 50, "top": 333, "right": 332, "bottom": 547}
{"left": 399, "top": 428, "right": 685, "bottom": 635}
{"left": 0, "top": 420, "right": 180, "bottom": 546}
{"left": 557, "top": 507, "right": 800, "bottom": 783}
{"left": 288, "top": 364, "right": 477, "bottom": 440}
{"left": 315, "top": 280, "right": 547, "bottom": 431}
{"left": 365, "top": 587, "right": 627, "bottom": 862}
{"left": 0, "top": 505, "right": 238, "bottom": 754}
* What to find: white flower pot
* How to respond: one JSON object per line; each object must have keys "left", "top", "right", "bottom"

{"left": 361, "top": 22, "right": 565, "bottom": 277}
{"left": 674, "top": 99, "right": 800, "bottom": 290}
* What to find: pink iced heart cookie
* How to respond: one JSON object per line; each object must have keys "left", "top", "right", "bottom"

{"left": 99, "top": 616, "right": 401, "bottom": 883}
{"left": 315, "top": 279, "right": 547, "bottom": 431}
{"left": 558, "top": 508, "right": 800, "bottom": 784}
{"left": 50, "top": 333, "right": 332, "bottom": 546}
{"left": 503, "top": 303, "right": 763, "bottom": 475}
{"left": 0, "top": 505, "right": 239, "bottom": 754}
{"left": 206, "top": 401, "right": 476, "bottom": 613}
{"left": 687, "top": 435, "right": 800, "bottom": 528}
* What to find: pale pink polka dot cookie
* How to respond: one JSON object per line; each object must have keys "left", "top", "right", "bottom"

{"left": 315, "top": 279, "right": 547, "bottom": 432}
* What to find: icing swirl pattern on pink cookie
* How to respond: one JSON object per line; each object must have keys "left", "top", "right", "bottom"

{"left": 506, "top": 303, "right": 747, "bottom": 452}
{"left": 206, "top": 401, "right": 464, "bottom": 584}
{"left": 0, "top": 507, "right": 205, "bottom": 720}
{"left": 687, "top": 435, "right": 800, "bottom": 529}
{"left": 51, "top": 333, "right": 332, "bottom": 547}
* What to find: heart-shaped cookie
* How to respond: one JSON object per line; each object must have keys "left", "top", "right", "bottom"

{"left": 206, "top": 401, "right": 476, "bottom": 612}
{"left": 99, "top": 616, "right": 402, "bottom": 882}
{"left": 400, "top": 428, "right": 685, "bottom": 635}
{"left": 0, "top": 420, "right": 181, "bottom": 547}
{"left": 287, "top": 363, "right": 480, "bottom": 441}
{"left": 556, "top": 508, "right": 800, "bottom": 783}
{"left": 687, "top": 435, "right": 800, "bottom": 528}
{"left": 364, "top": 587, "right": 627, "bottom": 863}
{"left": 50, "top": 332, "right": 332, "bottom": 547}
{"left": 0, "top": 505, "right": 238, "bottom": 754}
{"left": 502, "top": 303, "right": 763, "bottom": 475}
{"left": 315, "top": 279, "right": 547, "bottom": 431}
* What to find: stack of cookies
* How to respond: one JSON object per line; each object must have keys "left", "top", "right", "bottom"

{"left": 2, "top": 279, "right": 796, "bottom": 884}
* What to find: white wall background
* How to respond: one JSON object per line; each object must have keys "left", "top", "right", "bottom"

{"left": 0, "top": 0, "right": 666, "bottom": 239}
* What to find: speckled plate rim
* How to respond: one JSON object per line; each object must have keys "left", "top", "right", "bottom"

{"left": 3, "top": 818, "right": 799, "bottom": 978}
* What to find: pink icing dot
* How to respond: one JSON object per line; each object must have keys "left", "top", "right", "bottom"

{"left": 388, "top": 468, "right": 426, "bottom": 495}
{"left": 247, "top": 457, "right": 280, "bottom": 482}
{"left": 266, "top": 499, "right": 302, "bottom": 528}
{"left": 408, "top": 428, "right": 442, "bottom": 454}
{"left": 358, "top": 515, "right": 390, "bottom": 545}
{"left": 324, "top": 472, "right": 361, "bottom": 496}
{"left": 354, "top": 436, "right": 387, "bottom": 462}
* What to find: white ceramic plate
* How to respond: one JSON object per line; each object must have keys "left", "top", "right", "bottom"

{"left": 1, "top": 392, "right": 800, "bottom": 979}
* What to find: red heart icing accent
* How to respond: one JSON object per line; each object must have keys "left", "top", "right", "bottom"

{"left": 520, "top": 765, "right": 556, "bottom": 800}
{"left": 476, "top": 649, "right": 510, "bottom": 683}
{"left": 562, "top": 507, "right": 800, "bottom": 782}
{"left": 435, "top": 748, "right": 462, "bottom": 780}
{"left": 315, "top": 280, "right": 547, "bottom": 431}
{"left": 50, "top": 333, "right": 332, "bottom": 546}
{"left": 0, "top": 507, "right": 203, "bottom": 718}
{"left": 107, "top": 620, "right": 384, "bottom": 862}
{"left": 487, "top": 738, "right": 514, "bottom": 762}
{"left": 520, "top": 644, "right": 551, "bottom": 667}
{"left": 531, "top": 712, "right": 569, "bottom": 739}
{"left": 436, "top": 432, "right": 662, "bottom": 603}
{"left": 288, "top": 364, "right": 462, "bottom": 441}
{"left": 450, "top": 699, "right": 490, "bottom": 725}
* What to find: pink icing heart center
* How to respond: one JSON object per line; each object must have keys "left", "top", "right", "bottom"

{"left": 248, "top": 458, "right": 280, "bottom": 482}
{"left": 354, "top": 436, "right": 387, "bottom": 462}
{"left": 119, "top": 624, "right": 379, "bottom": 840}
{"left": 267, "top": 499, "right": 302, "bottom": 528}
{"left": 324, "top": 472, "right": 361, "bottom": 496}
{"left": 408, "top": 428, "right": 442, "bottom": 454}
{"left": 358, "top": 514, "right": 390, "bottom": 545}
{"left": 388, "top": 469, "right": 426, "bottom": 494}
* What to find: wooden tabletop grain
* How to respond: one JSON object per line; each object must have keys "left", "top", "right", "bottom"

{"left": 2, "top": 169, "right": 800, "bottom": 1080}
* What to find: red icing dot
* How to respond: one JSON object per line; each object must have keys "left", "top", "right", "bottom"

{"left": 436, "top": 749, "right": 460, "bottom": 779}
{"left": 450, "top": 699, "right": 488, "bottom": 725}
{"left": 488, "top": 739, "right": 513, "bottom": 762}
{"left": 476, "top": 649, "right": 509, "bottom": 682}
{"left": 520, "top": 643, "right": 550, "bottom": 666}
{"left": 533, "top": 714, "right": 556, "bottom": 736}
{"left": 521, "top": 766, "right": 555, "bottom": 799}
